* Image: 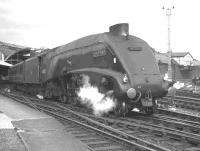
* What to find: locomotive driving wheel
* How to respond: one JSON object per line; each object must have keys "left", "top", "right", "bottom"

{"left": 113, "top": 101, "right": 127, "bottom": 117}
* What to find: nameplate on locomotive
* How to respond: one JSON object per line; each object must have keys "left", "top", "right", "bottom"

{"left": 92, "top": 49, "right": 106, "bottom": 58}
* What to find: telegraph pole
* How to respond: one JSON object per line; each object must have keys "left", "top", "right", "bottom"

{"left": 163, "top": 6, "right": 174, "bottom": 80}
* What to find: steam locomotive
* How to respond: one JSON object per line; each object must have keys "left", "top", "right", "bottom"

{"left": 8, "top": 23, "right": 171, "bottom": 115}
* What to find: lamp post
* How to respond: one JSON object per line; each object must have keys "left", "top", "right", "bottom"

{"left": 163, "top": 6, "right": 174, "bottom": 80}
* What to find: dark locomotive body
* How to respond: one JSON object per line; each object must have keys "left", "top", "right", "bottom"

{"left": 8, "top": 23, "right": 169, "bottom": 115}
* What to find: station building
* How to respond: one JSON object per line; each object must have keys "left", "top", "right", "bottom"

{"left": 154, "top": 51, "right": 200, "bottom": 82}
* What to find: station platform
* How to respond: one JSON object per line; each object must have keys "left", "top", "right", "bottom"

{"left": 0, "top": 94, "right": 89, "bottom": 151}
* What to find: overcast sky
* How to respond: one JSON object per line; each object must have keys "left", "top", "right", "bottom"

{"left": 1, "top": 0, "right": 200, "bottom": 60}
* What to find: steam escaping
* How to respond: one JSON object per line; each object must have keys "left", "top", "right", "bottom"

{"left": 164, "top": 73, "right": 170, "bottom": 81}
{"left": 77, "top": 75, "right": 116, "bottom": 116}
{"left": 163, "top": 73, "right": 185, "bottom": 90}
{"left": 36, "top": 94, "right": 44, "bottom": 100}
{"left": 173, "top": 81, "right": 184, "bottom": 89}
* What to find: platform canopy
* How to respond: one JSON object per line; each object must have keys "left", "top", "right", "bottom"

{"left": 0, "top": 60, "right": 12, "bottom": 67}
{"left": 5, "top": 48, "right": 32, "bottom": 65}
{"left": 0, "top": 41, "right": 31, "bottom": 65}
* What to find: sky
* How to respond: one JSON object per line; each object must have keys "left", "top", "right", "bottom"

{"left": 1, "top": 0, "right": 200, "bottom": 60}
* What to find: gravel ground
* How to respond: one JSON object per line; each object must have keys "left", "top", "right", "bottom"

{"left": 0, "top": 129, "right": 27, "bottom": 151}
{"left": 168, "top": 106, "right": 200, "bottom": 117}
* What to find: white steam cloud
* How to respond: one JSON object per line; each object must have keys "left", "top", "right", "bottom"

{"left": 164, "top": 73, "right": 170, "bottom": 81}
{"left": 77, "top": 75, "right": 116, "bottom": 116}
{"left": 163, "top": 73, "right": 185, "bottom": 90}
{"left": 173, "top": 81, "right": 185, "bottom": 89}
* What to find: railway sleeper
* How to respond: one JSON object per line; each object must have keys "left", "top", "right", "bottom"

{"left": 186, "top": 137, "right": 200, "bottom": 147}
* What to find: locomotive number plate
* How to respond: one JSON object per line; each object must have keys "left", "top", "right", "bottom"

{"left": 93, "top": 49, "right": 106, "bottom": 57}
{"left": 141, "top": 99, "right": 153, "bottom": 107}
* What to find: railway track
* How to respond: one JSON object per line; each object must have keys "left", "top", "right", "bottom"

{"left": 176, "top": 90, "right": 200, "bottom": 99}
{"left": 1, "top": 90, "right": 200, "bottom": 151}
{"left": 0, "top": 90, "right": 168, "bottom": 151}
{"left": 79, "top": 113, "right": 200, "bottom": 150}
{"left": 157, "top": 107, "right": 200, "bottom": 121}
{"left": 158, "top": 95, "right": 200, "bottom": 112}
{"left": 33, "top": 101, "right": 200, "bottom": 150}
